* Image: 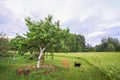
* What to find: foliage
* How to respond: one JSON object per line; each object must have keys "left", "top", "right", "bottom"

{"left": 10, "top": 34, "right": 26, "bottom": 56}
{"left": 75, "top": 34, "right": 85, "bottom": 52}
{"left": 84, "top": 43, "right": 93, "bottom": 52}
{"left": 105, "top": 43, "right": 115, "bottom": 52}
{"left": 24, "top": 15, "right": 71, "bottom": 53}
{"left": 0, "top": 32, "right": 9, "bottom": 57}
{"left": 94, "top": 37, "right": 120, "bottom": 52}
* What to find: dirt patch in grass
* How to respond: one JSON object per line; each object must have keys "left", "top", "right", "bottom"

{"left": 16, "top": 65, "right": 59, "bottom": 76}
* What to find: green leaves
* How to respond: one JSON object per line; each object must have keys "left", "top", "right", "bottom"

{"left": 24, "top": 15, "right": 72, "bottom": 52}
{"left": 17, "top": 15, "right": 87, "bottom": 53}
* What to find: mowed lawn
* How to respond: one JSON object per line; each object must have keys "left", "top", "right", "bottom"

{"left": 0, "top": 52, "right": 120, "bottom": 80}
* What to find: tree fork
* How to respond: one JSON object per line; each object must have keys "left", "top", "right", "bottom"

{"left": 37, "top": 46, "right": 45, "bottom": 68}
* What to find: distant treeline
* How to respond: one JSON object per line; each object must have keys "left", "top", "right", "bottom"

{"left": 91, "top": 37, "right": 120, "bottom": 52}
{"left": 1, "top": 32, "right": 120, "bottom": 56}
{"left": 1, "top": 32, "right": 120, "bottom": 57}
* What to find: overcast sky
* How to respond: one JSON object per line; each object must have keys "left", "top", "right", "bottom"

{"left": 0, "top": 0, "right": 120, "bottom": 46}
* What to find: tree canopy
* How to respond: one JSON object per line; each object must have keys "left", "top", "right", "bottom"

{"left": 24, "top": 15, "right": 71, "bottom": 52}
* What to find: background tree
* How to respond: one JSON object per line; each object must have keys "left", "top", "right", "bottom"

{"left": 84, "top": 43, "right": 93, "bottom": 52}
{"left": 68, "top": 33, "right": 77, "bottom": 52}
{"left": 10, "top": 34, "right": 25, "bottom": 60}
{"left": 105, "top": 43, "right": 115, "bottom": 52}
{"left": 0, "top": 32, "right": 9, "bottom": 57}
{"left": 94, "top": 37, "right": 120, "bottom": 52}
{"left": 76, "top": 34, "right": 85, "bottom": 52}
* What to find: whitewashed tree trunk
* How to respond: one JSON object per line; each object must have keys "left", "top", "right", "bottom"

{"left": 37, "top": 46, "right": 45, "bottom": 68}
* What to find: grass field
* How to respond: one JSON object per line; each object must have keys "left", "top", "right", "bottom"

{"left": 0, "top": 52, "right": 120, "bottom": 80}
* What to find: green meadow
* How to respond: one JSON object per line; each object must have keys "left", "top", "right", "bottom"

{"left": 0, "top": 52, "right": 120, "bottom": 80}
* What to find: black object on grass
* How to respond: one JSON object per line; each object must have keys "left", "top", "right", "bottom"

{"left": 74, "top": 61, "right": 81, "bottom": 67}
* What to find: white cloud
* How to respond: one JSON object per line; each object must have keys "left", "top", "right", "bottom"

{"left": 20, "top": 0, "right": 82, "bottom": 23}
{"left": 96, "top": 21, "right": 120, "bottom": 32}
{"left": 108, "top": 23, "right": 120, "bottom": 28}
{"left": 78, "top": 7, "right": 96, "bottom": 22}
{"left": 86, "top": 31, "right": 106, "bottom": 38}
